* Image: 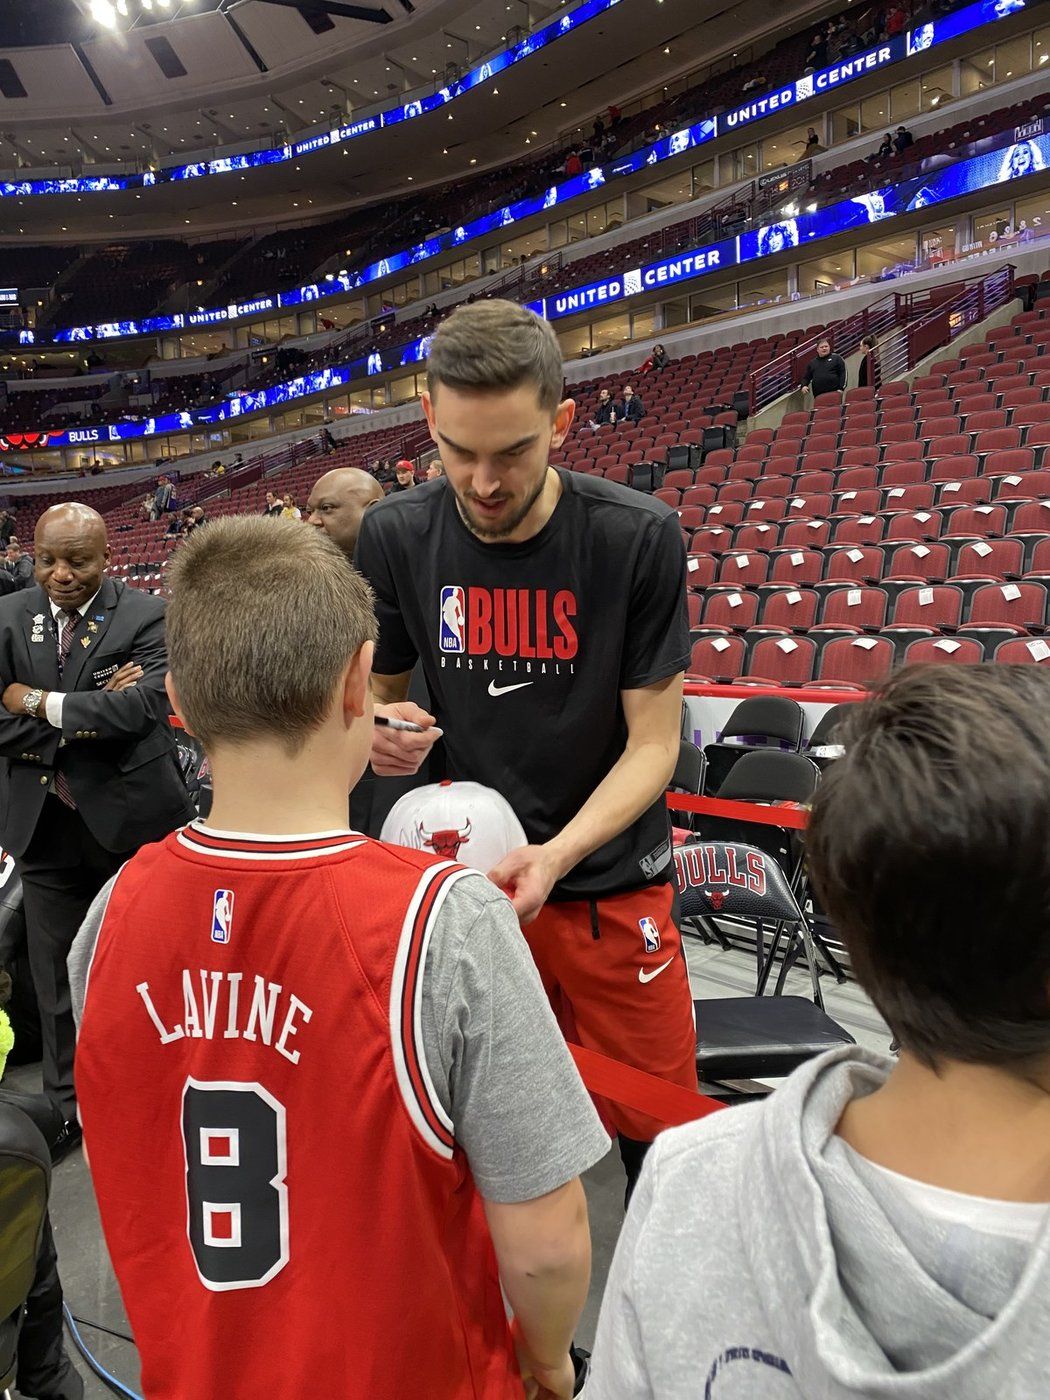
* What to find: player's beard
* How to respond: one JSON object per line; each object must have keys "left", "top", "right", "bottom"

{"left": 455, "top": 471, "right": 548, "bottom": 540}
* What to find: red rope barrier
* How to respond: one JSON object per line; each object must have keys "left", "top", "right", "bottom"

{"left": 568, "top": 1043, "right": 724, "bottom": 1128}
{"left": 666, "top": 793, "right": 809, "bottom": 829}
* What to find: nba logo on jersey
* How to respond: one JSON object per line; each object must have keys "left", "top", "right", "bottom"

{"left": 639, "top": 916, "right": 661, "bottom": 954}
{"left": 211, "top": 889, "right": 234, "bottom": 944}
{"left": 439, "top": 585, "right": 465, "bottom": 653}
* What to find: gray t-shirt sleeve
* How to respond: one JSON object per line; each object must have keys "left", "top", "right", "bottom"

{"left": 420, "top": 873, "right": 610, "bottom": 1203}
{"left": 585, "top": 1143, "right": 659, "bottom": 1398}
{"left": 68, "top": 874, "right": 119, "bottom": 1029}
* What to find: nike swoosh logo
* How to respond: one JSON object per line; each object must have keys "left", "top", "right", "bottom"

{"left": 638, "top": 956, "right": 675, "bottom": 984}
{"left": 487, "top": 681, "right": 534, "bottom": 697}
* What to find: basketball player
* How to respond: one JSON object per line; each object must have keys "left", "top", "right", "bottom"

{"left": 354, "top": 300, "right": 698, "bottom": 1195}
{"left": 69, "top": 518, "right": 607, "bottom": 1400}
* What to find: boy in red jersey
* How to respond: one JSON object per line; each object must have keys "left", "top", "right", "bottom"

{"left": 69, "top": 517, "right": 607, "bottom": 1400}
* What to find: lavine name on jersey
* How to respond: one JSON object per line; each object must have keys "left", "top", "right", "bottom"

{"left": 135, "top": 971, "right": 313, "bottom": 1065}
{"left": 438, "top": 585, "right": 578, "bottom": 673}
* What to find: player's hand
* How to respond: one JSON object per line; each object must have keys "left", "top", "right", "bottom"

{"left": 487, "top": 844, "right": 563, "bottom": 925}
{"left": 104, "top": 662, "right": 143, "bottom": 692}
{"left": 370, "top": 701, "right": 443, "bottom": 777}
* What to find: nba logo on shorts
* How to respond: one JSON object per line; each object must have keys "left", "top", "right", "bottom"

{"left": 639, "top": 917, "right": 661, "bottom": 954}
{"left": 211, "top": 889, "right": 234, "bottom": 944}
{"left": 439, "top": 585, "right": 465, "bottom": 653}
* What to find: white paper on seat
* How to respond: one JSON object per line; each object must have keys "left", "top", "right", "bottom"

{"left": 786, "top": 591, "right": 802, "bottom": 604}
{"left": 918, "top": 588, "right": 935, "bottom": 606}
{"left": 847, "top": 549, "right": 864, "bottom": 562}
{"left": 790, "top": 552, "right": 805, "bottom": 565}
{"left": 736, "top": 554, "right": 750, "bottom": 569}
{"left": 913, "top": 545, "right": 931, "bottom": 558}
{"left": 847, "top": 589, "right": 862, "bottom": 606}
{"left": 687, "top": 558, "right": 700, "bottom": 572}
{"left": 853, "top": 637, "right": 879, "bottom": 650}
{"left": 1001, "top": 583, "right": 1021, "bottom": 601}
{"left": 712, "top": 637, "right": 731, "bottom": 653}
{"left": 777, "top": 638, "right": 798, "bottom": 653}
{"left": 935, "top": 639, "right": 961, "bottom": 653}
{"left": 1027, "top": 640, "right": 1050, "bottom": 660}
{"left": 972, "top": 541, "right": 993, "bottom": 557}
{"left": 727, "top": 592, "right": 742, "bottom": 607}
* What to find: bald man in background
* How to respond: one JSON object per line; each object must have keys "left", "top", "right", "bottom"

{"left": 0, "top": 504, "right": 191, "bottom": 1140}
{"left": 306, "top": 466, "right": 384, "bottom": 560}
{"left": 306, "top": 465, "right": 431, "bottom": 833}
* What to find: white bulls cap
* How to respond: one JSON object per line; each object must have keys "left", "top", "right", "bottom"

{"left": 381, "top": 780, "right": 527, "bottom": 871}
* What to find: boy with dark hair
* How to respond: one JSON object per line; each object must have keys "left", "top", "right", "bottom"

{"left": 70, "top": 516, "right": 606, "bottom": 1400}
{"left": 588, "top": 664, "right": 1050, "bottom": 1397}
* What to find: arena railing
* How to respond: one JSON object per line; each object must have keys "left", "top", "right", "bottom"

{"left": 746, "top": 264, "right": 1016, "bottom": 415}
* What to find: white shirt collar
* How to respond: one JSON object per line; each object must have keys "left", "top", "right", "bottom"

{"left": 49, "top": 588, "right": 101, "bottom": 623}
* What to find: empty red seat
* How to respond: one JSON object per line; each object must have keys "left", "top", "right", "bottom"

{"left": 903, "top": 636, "right": 984, "bottom": 666}
{"left": 953, "top": 538, "right": 1024, "bottom": 577}
{"left": 888, "top": 542, "right": 950, "bottom": 581}
{"left": 991, "top": 459, "right": 1043, "bottom": 489}
{"left": 688, "top": 633, "right": 745, "bottom": 680}
{"left": 994, "top": 637, "right": 1050, "bottom": 664}
{"left": 769, "top": 548, "right": 824, "bottom": 585}
{"left": 760, "top": 588, "right": 819, "bottom": 628}
{"left": 716, "top": 552, "right": 770, "bottom": 586}
{"left": 817, "top": 635, "right": 894, "bottom": 684}
{"left": 702, "top": 589, "right": 760, "bottom": 628}
{"left": 893, "top": 584, "right": 963, "bottom": 627}
{"left": 968, "top": 581, "right": 1047, "bottom": 629}
{"left": 820, "top": 586, "right": 887, "bottom": 628}
{"left": 743, "top": 634, "right": 817, "bottom": 685}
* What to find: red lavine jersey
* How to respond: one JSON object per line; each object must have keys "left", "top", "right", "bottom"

{"left": 75, "top": 823, "right": 521, "bottom": 1400}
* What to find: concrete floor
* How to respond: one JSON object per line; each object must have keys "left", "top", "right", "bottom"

{"left": 8, "top": 932, "right": 889, "bottom": 1398}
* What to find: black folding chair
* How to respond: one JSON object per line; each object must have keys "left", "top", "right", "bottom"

{"left": 703, "top": 695, "right": 805, "bottom": 795}
{"left": 668, "top": 740, "right": 707, "bottom": 834}
{"left": 675, "top": 840, "right": 854, "bottom": 1094}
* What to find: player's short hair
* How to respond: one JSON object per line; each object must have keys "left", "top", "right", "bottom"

{"left": 426, "top": 299, "right": 564, "bottom": 413}
{"left": 166, "top": 516, "right": 377, "bottom": 756}
{"left": 806, "top": 665, "right": 1050, "bottom": 1069}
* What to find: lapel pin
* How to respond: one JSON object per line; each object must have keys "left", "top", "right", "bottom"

{"left": 87, "top": 621, "right": 98, "bottom": 633}
{"left": 93, "top": 614, "right": 104, "bottom": 623}
{"left": 81, "top": 636, "right": 91, "bottom": 649}
{"left": 32, "top": 614, "right": 44, "bottom": 625}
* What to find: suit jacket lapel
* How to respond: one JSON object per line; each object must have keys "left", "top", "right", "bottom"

{"left": 22, "top": 585, "right": 59, "bottom": 690}
{"left": 57, "top": 577, "right": 119, "bottom": 694}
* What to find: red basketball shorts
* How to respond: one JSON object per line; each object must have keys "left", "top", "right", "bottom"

{"left": 524, "top": 881, "right": 698, "bottom": 1142}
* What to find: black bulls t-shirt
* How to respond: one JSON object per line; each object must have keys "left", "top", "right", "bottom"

{"left": 354, "top": 470, "right": 690, "bottom": 900}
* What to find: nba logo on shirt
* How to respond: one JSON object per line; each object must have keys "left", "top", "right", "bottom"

{"left": 439, "top": 585, "right": 466, "bottom": 653}
{"left": 211, "top": 889, "right": 234, "bottom": 944}
{"left": 639, "top": 917, "right": 661, "bottom": 954}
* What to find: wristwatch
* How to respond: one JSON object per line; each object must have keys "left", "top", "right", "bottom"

{"left": 22, "top": 687, "right": 44, "bottom": 718}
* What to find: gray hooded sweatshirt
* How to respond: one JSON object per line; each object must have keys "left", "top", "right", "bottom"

{"left": 586, "top": 1046, "right": 1050, "bottom": 1399}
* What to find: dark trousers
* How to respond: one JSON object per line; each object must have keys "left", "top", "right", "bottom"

{"left": 17, "top": 798, "right": 128, "bottom": 1120}
{"left": 0, "top": 1088, "right": 82, "bottom": 1400}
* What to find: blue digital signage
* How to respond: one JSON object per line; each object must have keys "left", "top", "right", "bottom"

{"left": 17, "top": 126, "right": 1047, "bottom": 450}
{"left": 0, "top": 0, "right": 623, "bottom": 202}
{"left": 20, "top": 0, "right": 1035, "bottom": 349}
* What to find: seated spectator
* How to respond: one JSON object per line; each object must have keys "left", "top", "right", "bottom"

{"left": 588, "top": 665, "right": 1050, "bottom": 1400}
{"left": 804, "top": 127, "right": 822, "bottom": 155}
{"left": 182, "top": 506, "right": 206, "bottom": 537}
{"left": 802, "top": 338, "right": 847, "bottom": 398}
{"left": 140, "top": 494, "right": 153, "bottom": 523}
{"left": 391, "top": 460, "right": 417, "bottom": 492}
{"left": 886, "top": 3, "right": 907, "bottom": 36}
{"left": 617, "top": 385, "right": 645, "bottom": 423}
{"left": 804, "top": 29, "right": 828, "bottom": 69}
{"left": 874, "top": 132, "right": 894, "bottom": 160}
{"left": 281, "top": 493, "right": 302, "bottom": 520}
{"left": 594, "top": 388, "right": 617, "bottom": 425}
{"left": 3, "top": 540, "right": 32, "bottom": 589}
{"left": 649, "top": 344, "right": 671, "bottom": 372}
{"left": 565, "top": 149, "right": 583, "bottom": 179}
{"left": 425, "top": 461, "right": 445, "bottom": 480}
{"left": 262, "top": 491, "right": 283, "bottom": 518}
{"left": 166, "top": 510, "right": 189, "bottom": 538}
{"left": 894, "top": 124, "right": 915, "bottom": 154}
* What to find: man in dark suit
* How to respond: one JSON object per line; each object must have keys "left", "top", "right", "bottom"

{"left": 0, "top": 503, "right": 193, "bottom": 1147}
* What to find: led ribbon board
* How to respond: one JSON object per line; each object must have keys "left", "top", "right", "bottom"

{"left": 11, "top": 124, "right": 1046, "bottom": 450}
{"left": 8, "top": 0, "right": 1033, "bottom": 348}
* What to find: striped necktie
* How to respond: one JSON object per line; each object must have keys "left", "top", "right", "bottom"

{"left": 55, "top": 609, "right": 79, "bottom": 808}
